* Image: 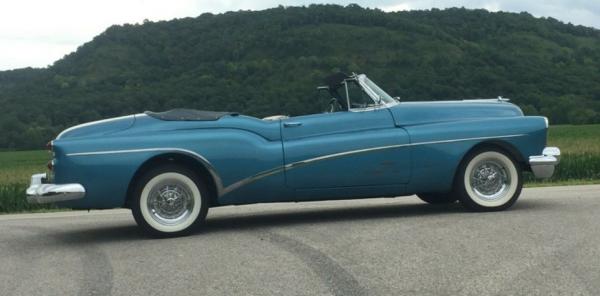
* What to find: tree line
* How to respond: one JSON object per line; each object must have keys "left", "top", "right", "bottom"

{"left": 1, "top": 4, "right": 599, "bottom": 149}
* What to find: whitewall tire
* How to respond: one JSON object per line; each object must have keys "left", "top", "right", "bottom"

{"left": 456, "top": 148, "right": 522, "bottom": 211}
{"left": 131, "top": 165, "right": 209, "bottom": 237}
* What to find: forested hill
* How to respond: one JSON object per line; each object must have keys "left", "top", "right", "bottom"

{"left": 1, "top": 4, "right": 600, "bottom": 149}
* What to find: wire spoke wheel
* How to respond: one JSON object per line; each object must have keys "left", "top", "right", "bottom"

{"left": 131, "top": 165, "right": 209, "bottom": 237}
{"left": 470, "top": 160, "right": 511, "bottom": 201}
{"left": 147, "top": 181, "right": 195, "bottom": 226}
{"left": 458, "top": 148, "right": 523, "bottom": 211}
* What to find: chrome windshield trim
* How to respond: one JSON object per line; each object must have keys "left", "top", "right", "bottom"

{"left": 344, "top": 74, "right": 399, "bottom": 112}
{"left": 347, "top": 101, "right": 399, "bottom": 113}
{"left": 356, "top": 74, "right": 381, "bottom": 103}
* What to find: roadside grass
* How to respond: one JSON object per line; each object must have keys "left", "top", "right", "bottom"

{"left": 524, "top": 179, "right": 600, "bottom": 188}
{"left": 546, "top": 124, "right": 600, "bottom": 154}
{"left": 0, "top": 150, "right": 49, "bottom": 184}
{"left": 0, "top": 183, "right": 58, "bottom": 213}
{"left": 525, "top": 124, "right": 600, "bottom": 185}
{"left": 0, "top": 124, "right": 599, "bottom": 213}
{"left": 0, "top": 150, "right": 56, "bottom": 213}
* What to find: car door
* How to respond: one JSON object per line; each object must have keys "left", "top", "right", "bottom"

{"left": 281, "top": 107, "right": 410, "bottom": 189}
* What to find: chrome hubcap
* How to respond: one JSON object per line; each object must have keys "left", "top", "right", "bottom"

{"left": 147, "top": 180, "right": 194, "bottom": 226}
{"left": 470, "top": 160, "right": 510, "bottom": 200}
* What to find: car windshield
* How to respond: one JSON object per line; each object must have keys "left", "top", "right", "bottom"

{"left": 317, "top": 73, "right": 398, "bottom": 113}
{"left": 356, "top": 74, "right": 397, "bottom": 106}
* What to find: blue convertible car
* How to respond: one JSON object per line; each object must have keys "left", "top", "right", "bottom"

{"left": 27, "top": 73, "right": 560, "bottom": 236}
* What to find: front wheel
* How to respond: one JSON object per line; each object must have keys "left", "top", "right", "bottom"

{"left": 456, "top": 148, "right": 523, "bottom": 212}
{"left": 131, "top": 164, "right": 209, "bottom": 237}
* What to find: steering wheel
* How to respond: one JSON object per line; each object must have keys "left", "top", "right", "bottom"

{"left": 328, "top": 98, "right": 343, "bottom": 113}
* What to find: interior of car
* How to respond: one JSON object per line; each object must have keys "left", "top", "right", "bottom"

{"left": 261, "top": 72, "right": 390, "bottom": 121}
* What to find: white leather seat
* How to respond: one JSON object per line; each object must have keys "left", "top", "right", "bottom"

{"left": 262, "top": 115, "right": 289, "bottom": 121}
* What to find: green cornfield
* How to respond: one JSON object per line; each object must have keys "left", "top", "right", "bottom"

{"left": 1, "top": 124, "right": 599, "bottom": 213}
{"left": 526, "top": 124, "right": 600, "bottom": 184}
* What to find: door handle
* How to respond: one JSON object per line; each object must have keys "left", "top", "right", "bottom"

{"left": 283, "top": 122, "right": 303, "bottom": 128}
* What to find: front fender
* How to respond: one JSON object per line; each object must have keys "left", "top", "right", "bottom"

{"left": 404, "top": 116, "right": 547, "bottom": 193}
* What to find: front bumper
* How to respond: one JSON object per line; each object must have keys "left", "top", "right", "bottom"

{"left": 529, "top": 147, "right": 561, "bottom": 179}
{"left": 26, "top": 173, "right": 85, "bottom": 204}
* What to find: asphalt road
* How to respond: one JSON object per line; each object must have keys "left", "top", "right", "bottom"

{"left": 1, "top": 185, "right": 599, "bottom": 296}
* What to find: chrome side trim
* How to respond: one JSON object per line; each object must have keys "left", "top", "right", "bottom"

{"left": 67, "top": 148, "right": 225, "bottom": 196}
{"left": 403, "top": 134, "right": 525, "bottom": 147}
{"left": 284, "top": 133, "right": 526, "bottom": 171}
{"left": 285, "top": 143, "right": 409, "bottom": 170}
{"left": 67, "top": 148, "right": 183, "bottom": 157}
{"left": 64, "top": 134, "right": 526, "bottom": 198}
{"left": 226, "top": 134, "right": 526, "bottom": 195}
{"left": 221, "top": 166, "right": 285, "bottom": 196}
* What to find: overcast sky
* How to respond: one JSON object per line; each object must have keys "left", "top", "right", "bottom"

{"left": 1, "top": 0, "right": 598, "bottom": 71}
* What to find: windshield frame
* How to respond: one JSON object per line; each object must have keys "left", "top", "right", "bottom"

{"left": 342, "top": 74, "right": 398, "bottom": 112}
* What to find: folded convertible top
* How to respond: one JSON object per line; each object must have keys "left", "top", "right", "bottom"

{"left": 145, "top": 109, "right": 238, "bottom": 121}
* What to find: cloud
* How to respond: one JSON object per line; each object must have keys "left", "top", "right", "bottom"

{"left": 0, "top": 0, "right": 204, "bottom": 69}
{"left": 0, "top": 0, "right": 599, "bottom": 70}
{"left": 381, "top": 3, "right": 413, "bottom": 11}
{"left": 380, "top": 0, "right": 600, "bottom": 28}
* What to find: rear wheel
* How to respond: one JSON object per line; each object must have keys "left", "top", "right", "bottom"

{"left": 131, "top": 164, "right": 209, "bottom": 237}
{"left": 456, "top": 148, "right": 522, "bottom": 211}
{"left": 417, "top": 193, "right": 458, "bottom": 204}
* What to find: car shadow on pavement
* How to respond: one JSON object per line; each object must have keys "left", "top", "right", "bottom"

{"left": 202, "top": 202, "right": 463, "bottom": 234}
{"left": 201, "top": 198, "right": 551, "bottom": 235}
{"left": 44, "top": 197, "right": 554, "bottom": 243}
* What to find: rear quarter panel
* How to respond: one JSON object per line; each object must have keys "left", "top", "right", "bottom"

{"left": 53, "top": 127, "right": 286, "bottom": 209}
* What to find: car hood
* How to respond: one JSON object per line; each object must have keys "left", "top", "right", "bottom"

{"left": 389, "top": 100, "right": 524, "bottom": 126}
{"left": 56, "top": 114, "right": 137, "bottom": 140}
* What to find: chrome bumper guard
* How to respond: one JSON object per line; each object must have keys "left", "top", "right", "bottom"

{"left": 529, "top": 147, "right": 561, "bottom": 179}
{"left": 26, "top": 173, "right": 85, "bottom": 204}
